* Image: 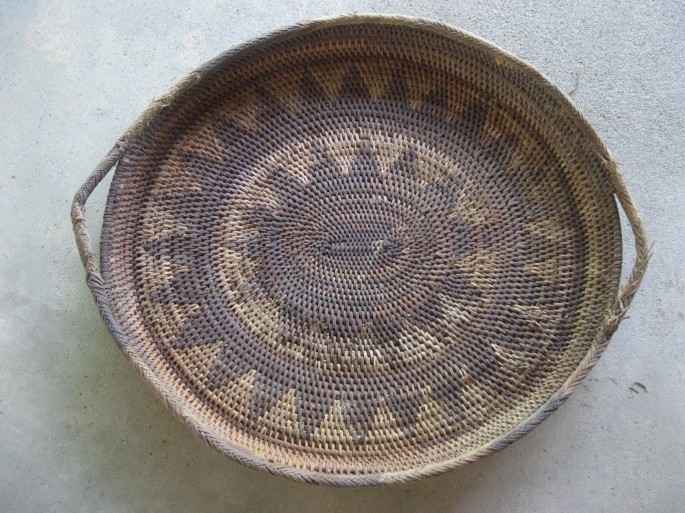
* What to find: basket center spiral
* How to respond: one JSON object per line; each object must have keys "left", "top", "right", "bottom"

{"left": 214, "top": 132, "right": 486, "bottom": 381}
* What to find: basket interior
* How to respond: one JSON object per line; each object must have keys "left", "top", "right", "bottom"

{"left": 101, "top": 20, "right": 622, "bottom": 480}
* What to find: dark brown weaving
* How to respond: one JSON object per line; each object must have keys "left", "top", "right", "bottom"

{"left": 72, "top": 15, "right": 649, "bottom": 486}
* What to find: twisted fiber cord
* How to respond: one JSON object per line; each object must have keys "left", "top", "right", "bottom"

{"left": 71, "top": 14, "right": 650, "bottom": 486}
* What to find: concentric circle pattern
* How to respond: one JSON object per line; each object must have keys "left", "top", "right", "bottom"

{"left": 101, "top": 19, "right": 623, "bottom": 482}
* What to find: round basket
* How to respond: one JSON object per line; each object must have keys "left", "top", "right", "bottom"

{"left": 72, "top": 14, "right": 649, "bottom": 486}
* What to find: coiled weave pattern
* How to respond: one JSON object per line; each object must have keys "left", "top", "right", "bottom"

{"left": 72, "top": 15, "right": 649, "bottom": 486}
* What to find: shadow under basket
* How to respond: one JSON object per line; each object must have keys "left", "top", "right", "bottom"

{"left": 72, "top": 14, "right": 649, "bottom": 486}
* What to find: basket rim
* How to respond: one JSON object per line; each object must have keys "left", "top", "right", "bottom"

{"left": 74, "top": 13, "right": 650, "bottom": 487}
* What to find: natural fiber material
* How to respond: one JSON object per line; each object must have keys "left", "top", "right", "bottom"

{"left": 72, "top": 15, "right": 650, "bottom": 486}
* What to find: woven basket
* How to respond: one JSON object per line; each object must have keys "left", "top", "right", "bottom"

{"left": 72, "top": 14, "right": 649, "bottom": 486}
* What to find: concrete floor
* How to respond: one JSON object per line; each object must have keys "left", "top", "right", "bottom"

{"left": 1, "top": 1, "right": 684, "bottom": 512}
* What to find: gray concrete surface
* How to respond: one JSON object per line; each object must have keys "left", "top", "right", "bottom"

{"left": 1, "top": 1, "right": 684, "bottom": 512}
